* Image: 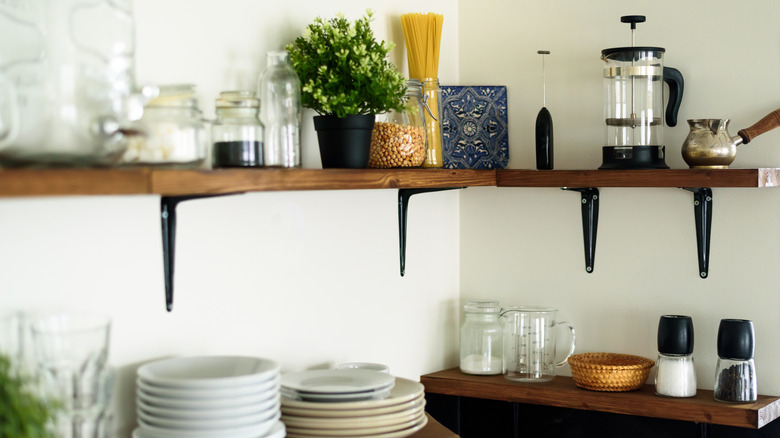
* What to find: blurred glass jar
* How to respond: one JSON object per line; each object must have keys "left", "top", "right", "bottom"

{"left": 460, "top": 300, "right": 503, "bottom": 375}
{"left": 257, "top": 51, "right": 301, "bottom": 168}
{"left": 369, "top": 79, "right": 427, "bottom": 168}
{"left": 121, "top": 84, "right": 208, "bottom": 167}
{"left": 0, "top": 0, "right": 143, "bottom": 167}
{"left": 212, "top": 91, "right": 263, "bottom": 168}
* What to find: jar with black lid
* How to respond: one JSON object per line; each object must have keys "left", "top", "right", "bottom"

{"left": 714, "top": 319, "right": 757, "bottom": 403}
{"left": 212, "top": 91, "right": 264, "bottom": 168}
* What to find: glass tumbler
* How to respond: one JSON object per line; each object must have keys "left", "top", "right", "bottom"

{"left": 30, "top": 313, "right": 113, "bottom": 438}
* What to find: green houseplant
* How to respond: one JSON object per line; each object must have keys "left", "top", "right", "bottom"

{"left": 0, "top": 353, "right": 57, "bottom": 438}
{"left": 286, "top": 10, "right": 407, "bottom": 168}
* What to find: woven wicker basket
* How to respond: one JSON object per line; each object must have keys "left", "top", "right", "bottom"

{"left": 568, "top": 353, "right": 655, "bottom": 392}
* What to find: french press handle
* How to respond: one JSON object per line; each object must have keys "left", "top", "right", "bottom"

{"left": 663, "top": 67, "right": 684, "bottom": 127}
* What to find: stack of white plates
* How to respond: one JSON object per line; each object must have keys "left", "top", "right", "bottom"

{"left": 281, "top": 375, "right": 427, "bottom": 438}
{"left": 281, "top": 369, "right": 396, "bottom": 403}
{"left": 134, "top": 356, "right": 285, "bottom": 438}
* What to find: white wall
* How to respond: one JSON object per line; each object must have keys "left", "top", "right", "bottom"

{"left": 458, "top": 0, "right": 780, "bottom": 394}
{"left": 0, "top": 1, "right": 459, "bottom": 436}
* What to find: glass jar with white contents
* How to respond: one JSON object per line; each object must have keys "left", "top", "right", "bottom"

{"left": 121, "top": 84, "right": 208, "bottom": 167}
{"left": 460, "top": 300, "right": 503, "bottom": 375}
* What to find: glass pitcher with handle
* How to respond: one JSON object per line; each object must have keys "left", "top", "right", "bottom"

{"left": 501, "top": 306, "right": 576, "bottom": 382}
{"left": 0, "top": 0, "right": 145, "bottom": 166}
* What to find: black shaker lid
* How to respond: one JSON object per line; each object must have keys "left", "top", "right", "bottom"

{"left": 717, "top": 319, "right": 755, "bottom": 360}
{"left": 657, "top": 315, "right": 694, "bottom": 355}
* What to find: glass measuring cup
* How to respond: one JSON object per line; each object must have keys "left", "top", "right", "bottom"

{"left": 501, "top": 306, "right": 575, "bottom": 382}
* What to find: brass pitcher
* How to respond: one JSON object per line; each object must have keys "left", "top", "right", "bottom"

{"left": 682, "top": 109, "right": 780, "bottom": 169}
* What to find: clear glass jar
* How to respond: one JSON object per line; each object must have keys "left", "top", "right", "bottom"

{"left": 460, "top": 300, "right": 502, "bottom": 375}
{"left": 656, "top": 354, "right": 696, "bottom": 397}
{"left": 713, "top": 319, "right": 757, "bottom": 403}
{"left": 122, "top": 84, "right": 208, "bottom": 167}
{"left": 257, "top": 51, "right": 301, "bottom": 168}
{"left": 369, "top": 79, "right": 427, "bottom": 168}
{"left": 212, "top": 91, "right": 263, "bottom": 168}
{"left": 421, "top": 78, "right": 443, "bottom": 168}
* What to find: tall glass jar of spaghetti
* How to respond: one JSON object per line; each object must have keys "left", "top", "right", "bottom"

{"left": 368, "top": 79, "right": 427, "bottom": 168}
{"left": 421, "top": 78, "right": 443, "bottom": 167}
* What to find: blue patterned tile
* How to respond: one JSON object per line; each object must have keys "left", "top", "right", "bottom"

{"left": 440, "top": 85, "right": 508, "bottom": 169}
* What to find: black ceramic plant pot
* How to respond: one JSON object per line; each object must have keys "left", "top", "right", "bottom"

{"left": 313, "top": 114, "right": 375, "bottom": 168}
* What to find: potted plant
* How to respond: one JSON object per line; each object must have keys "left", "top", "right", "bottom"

{"left": 0, "top": 353, "right": 57, "bottom": 437}
{"left": 286, "top": 10, "right": 407, "bottom": 168}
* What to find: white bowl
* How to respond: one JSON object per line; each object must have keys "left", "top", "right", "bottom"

{"left": 136, "top": 411, "right": 280, "bottom": 438}
{"left": 137, "top": 386, "right": 277, "bottom": 410}
{"left": 133, "top": 421, "right": 286, "bottom": 438}
{"left": 136, "top": 394, "right": 279, "bottom": 419}
{"left": 137, "top": 356, "right": 280, "bottom": 388}
{"left": 137, "top": 375, "right": 280, "bottom": 399}
{"left": 137, "top": 400, "right": 280, "bottom": 429}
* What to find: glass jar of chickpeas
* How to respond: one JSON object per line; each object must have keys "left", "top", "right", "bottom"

{"left": 368, "top": 79, "right": 428, "bottom": 168}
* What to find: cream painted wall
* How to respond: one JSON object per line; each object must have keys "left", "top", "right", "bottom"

{"left": 0, "top": 1, "right": 459, "bottom": 436}
{"left": 458, "top": 0, "right": 780, "bottom": 394}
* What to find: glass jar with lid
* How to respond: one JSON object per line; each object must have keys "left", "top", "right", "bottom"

{"left": 121, "top": 84, "right": 208, "bottom": 167}
{"left": 460, "top": 300, "right": 503, "bottom": 375}
{"left": 211, "top": 91, "right": 263, "bottom": 168}
{"left": 368, "top": 79, "right": 427, "bottom": 168}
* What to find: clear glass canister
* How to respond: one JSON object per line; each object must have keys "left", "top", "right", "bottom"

{"left": 369, "top": 79, "right": 427, "bottom": 168}
{"left": 714, "top": 319, "right": 757, "bottom": 403}
{"left": 655, "top": 315, "right": 696, "bottom": 397}
{"left": 460, "top": 300, "right": 503, "bottom": 375}
{"left": 212, "top": 91, "right": 263, "bottom": 168}
{"left": 257, "top": 51, "right": 301, "bottom": 168}
{"left": 122, "top": 84, "right": 208, "bottom": 167}
{"left": 421, "top": 78, "right": 443, "bottom": 168}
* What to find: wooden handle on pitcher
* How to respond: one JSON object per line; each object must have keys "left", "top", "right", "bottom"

{"left": 738, "top": 109, "right": 780, "bottom": 144}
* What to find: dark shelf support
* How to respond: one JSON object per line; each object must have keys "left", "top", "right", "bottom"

{"left": 683, "top": 187, "right": 713, "bottom": 279}
{"left": 398, "top": 188, "right": 463, "bottom": 277}
{"left": 563, "top": 187, "right": 599, "bottom": 273}
{"left": 161, "top": 193, "right": 242, "bottom": 312}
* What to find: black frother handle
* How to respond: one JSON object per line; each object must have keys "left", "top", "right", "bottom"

{"left": 536, "top": 107, "right": 553, "bottom": 170}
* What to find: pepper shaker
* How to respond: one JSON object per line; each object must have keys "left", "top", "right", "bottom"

{"left": 655, "top": 315, "right": 696, "bottom": 397}
{"left": 714, "top": 319, "right": 757, "bottom": 403}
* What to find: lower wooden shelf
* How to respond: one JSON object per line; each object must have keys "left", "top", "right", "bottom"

{"left": 421, "top": 368, "right": 780, "bottom": 429}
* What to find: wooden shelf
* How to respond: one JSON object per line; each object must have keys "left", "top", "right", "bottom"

{"left": 421, "top": 368, "right": 780, "bottom": 429}
{"left": 497, "top": 168, "right": 780, "bottom": 188}
{"left": 1, "top": 167, "right": 779, "bottom": 198}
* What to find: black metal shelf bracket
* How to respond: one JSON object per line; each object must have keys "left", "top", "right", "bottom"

{"left": 161, "top": 193, "right": 242, "bottom": 312}
{"left": 398, "top": 188, "right": 464, "bottom": 277}
{"left": 683, "top": 187, "right": 713, "bottom": 279}
{"left": 562, "top": 187, "right": 599, "bottom": 273}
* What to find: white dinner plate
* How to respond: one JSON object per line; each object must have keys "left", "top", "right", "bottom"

{"left": 281, "top": 400, "right": 425, "bottom": 429}
{"left": 281, "top": 369, "right": 395, "bottom": 394}
{"left": 137, "top": 394, "right": 279, "bottom": 419}
{"left": 137, "top": 356, "right": 280, "bottom": 388}
{"left": 281, "top": 382, "right": 393, "bottom": 402}
{"left": 137, "top": 411, "right": 280, "bottom": 438}
{"left": 137, "top": 375, "right": 280, "bottom": 399}
{"left": 137, "top": 400, "right": 279, "bottom": 429}
{"left": 284, "top": 410, "right": 426, "bottom": 437}
{"left": 138, "top": 386, "right": 276, "bottom": 410}
{"left": 281, "top": 393, "right": 423, "bottom": 418}
{"left": 281, "top": 378, "right": 423, "bottom": 411}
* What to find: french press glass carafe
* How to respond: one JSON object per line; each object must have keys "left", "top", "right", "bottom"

{"left": 599, "top": 15, "right": 684, "bottom": 170}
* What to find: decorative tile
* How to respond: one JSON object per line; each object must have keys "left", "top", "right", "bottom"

{"left": 440, "top": 85, "right": 508, "bottom": 169}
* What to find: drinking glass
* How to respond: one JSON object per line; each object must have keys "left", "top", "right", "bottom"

{"left": 30, "top": 313, "right": 113, "bottom": 438}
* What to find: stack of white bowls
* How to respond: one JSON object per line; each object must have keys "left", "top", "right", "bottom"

{"left": 280, "top": 369, "right": 427, "bottom": 438}
{"left": 134, "top": 356, "right": 284, "bottom": 438}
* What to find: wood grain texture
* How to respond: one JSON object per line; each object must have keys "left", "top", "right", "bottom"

{"left": 150, "top": 169, "right": 496, "bottom": 196}
{"left": 421, "top": 368, "right": 780, "bottom": 429}
{"left": 0, "top": 168, "right": 151, "bottom": 197}
{"left": 411, "top": 414, "right": 459, "bottom": 438}
{"left": 496, "top": 169, "right": 780, "bottom": 188}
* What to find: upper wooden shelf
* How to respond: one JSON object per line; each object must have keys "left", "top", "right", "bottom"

{"left": 0, "top": 167, "right": 779, "bottom": 198}
{"left": 497, "top": 168, "right": 780, "bottom": 188}
{"left": 421, "top": 368, "right": 780, "bottom": 430}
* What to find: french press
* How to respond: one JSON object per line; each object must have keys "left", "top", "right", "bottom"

{"left": 599, "top": 15, "right": 684, "bottom": 170}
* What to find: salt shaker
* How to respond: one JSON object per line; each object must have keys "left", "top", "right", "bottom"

{"left": 714, "top": 319, "right": 757, "bottom": 403}
{"left": 459, "top": 300, "right": 502, "bottom": 375}
{"left": 655, "top": 315, "right": 696, "bottom": 397}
